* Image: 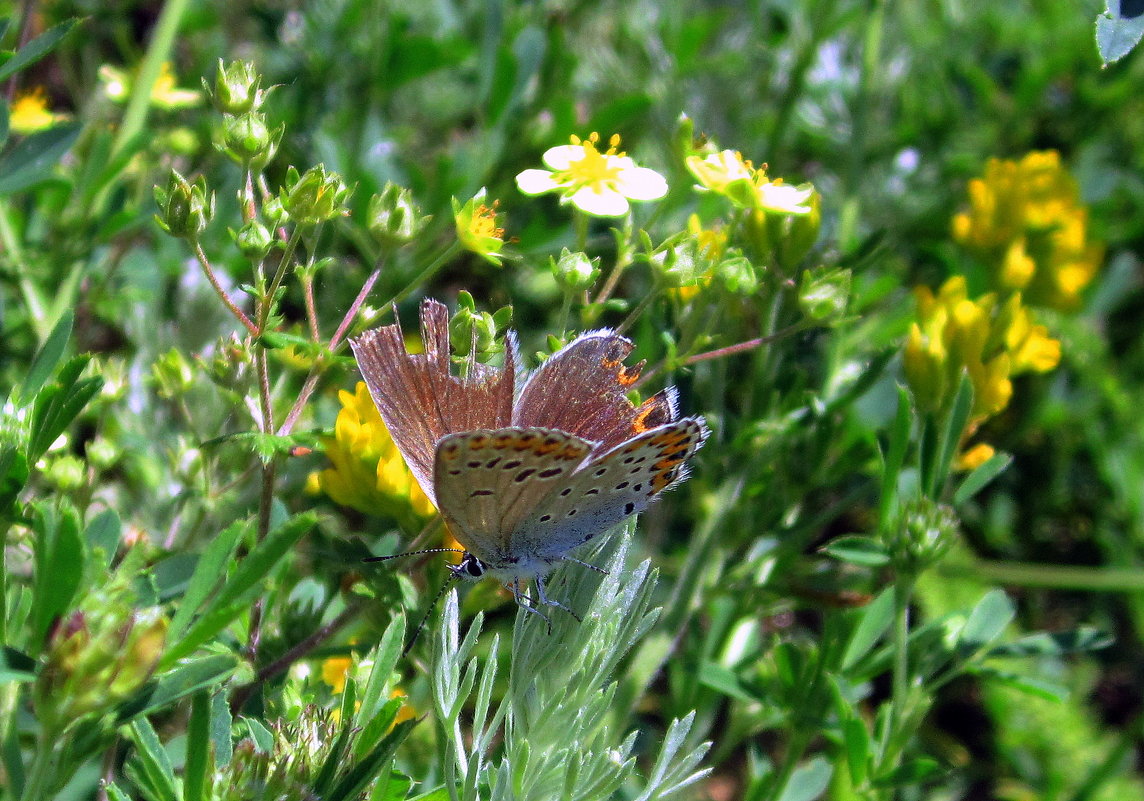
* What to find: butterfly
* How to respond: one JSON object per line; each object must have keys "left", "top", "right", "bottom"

{"left": 351, "top": 298, "right": 708, "bottom": 623}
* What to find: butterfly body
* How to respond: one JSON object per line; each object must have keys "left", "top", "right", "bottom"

{"left": 351, "top": 299, "right": 708, "bottom": 622}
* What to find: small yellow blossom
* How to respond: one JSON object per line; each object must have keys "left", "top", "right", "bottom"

{"left": 952, "top": 151, "right": 1103, "bottom": 311}
{"left": 320, "top": 653, "right": 353, "bottom": 694}
{"left": 312, "top": 382, "right": 435, "bottom": 520}
{"left": 686, "top": 148, "right": 814, "bottom": 215}
{"left": 903, "top": 276, "right": 1058, "bottom": 422}
{"left": 9, "top": 88, "right": 69, "bottom": 134}
{"left": 516, "top": 132, "right": 668, "bottom": 217}
{"left": 99, "top": 62, "right": 202, "bottom": 109}
{"left": 955, "top": 442, "right": 996, "bottom": 472}
{"left": 453, "top": 189, "right": 507, "bottom": 266}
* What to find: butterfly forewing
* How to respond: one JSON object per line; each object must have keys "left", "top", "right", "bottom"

{"left": 433, "top": 428, "right": 594, "bottom": 563}
{"left": 511, "top": 417, "right": 709, "bottom": 560}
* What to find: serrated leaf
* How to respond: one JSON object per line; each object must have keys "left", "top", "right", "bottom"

{"left": 1096, "top": 5, "right": 1144, "bottom": 64}
{"left": 31, "top": 502, "right": 84, "bottom": 646}
{"left": 873, "top": 757, "right": 944, "bottom": 787}
{"left": 117, "top": 654, "right": 238, "bottom": 723}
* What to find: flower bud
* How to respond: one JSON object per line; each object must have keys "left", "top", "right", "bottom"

{"left": 884, "top": 498, "right": 957, "bottom": 574}
{"left": 650, "top": 238, "right": 704, "bottom": 288}
{"left": 154, "top": 170, "right": 213, "bottom": 240}
{"left": 232, "top": 219, "right": 275, "bottom": 261}
{"left": 449, "top": 292, "right": 511, "bottom": 362}
{"left": 219, "top": 112, "right": 281, "bottom": 169}
{"left": 773, "top": 189, "right": 821, "bottom": 268}
{"left": 152, "top": 348, "right": 194, "bottom": 399}
{"left": 207, "top": 59, "right": 267, "bottom": 115}
{"left": 716, "top": 254, "right": 758, "bottom": 295}
{"left": 551, "top": 248, "right": 600, "bottom": 291}
{"left": 798, "top": 266, "right": 851, "bottom": 323}
{"left": 368, "top": 182, "right": 428, "bottom": 248}
{"left": 44, "top": 454, "right": 85, "bottom": 491}
{"left": 279, "top": 165, "right": 351, "bottom": 227}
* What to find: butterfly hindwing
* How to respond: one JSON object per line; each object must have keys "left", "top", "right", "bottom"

{"left": 433, "top": 428, "right": 593, "bottom": 563}
{"left": 510, "top": 417, "right": 709, "bottom": 560}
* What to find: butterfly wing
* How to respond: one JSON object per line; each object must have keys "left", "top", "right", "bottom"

{"left": 351, "top": 300, "right": 518, "bottom": 506}
{"left": 510, "top": 417, "right": 709, "bottom": 560}
{"left": 432, "top": 428, "right": 594, "bottom": 564}
{"left": 513, "top": 330, "right": 679, "bottom": 453}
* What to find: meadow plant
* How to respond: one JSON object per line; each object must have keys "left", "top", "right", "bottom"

{"left": 1, "top": 6, "right": 1141, "bottom": 801}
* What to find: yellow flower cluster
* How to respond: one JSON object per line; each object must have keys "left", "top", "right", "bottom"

{"left": 952, "top": 151, "right": 1103, "bottom": 311}
{"left": 310, "top": 382, "right": 435, "bottom": 520}
{"left": 904, "top": 277, "right": 1060, "bottom": 455}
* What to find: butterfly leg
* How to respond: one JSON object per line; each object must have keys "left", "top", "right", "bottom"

{"left": 534, "top": 576, "right": 581, "bottom": 624}
{"left": 561, "top": 555, "right": 608, "bottom": 575}
{"left": 510, "top": 577, "right": 553, "bottom": 633}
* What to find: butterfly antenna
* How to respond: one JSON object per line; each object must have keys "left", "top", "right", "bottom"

{"left": 362, "top": 547, "right": 466, "bottom": 563}
{"left": 560, "top": 555, "right": 609, "bottom": 575}
{"left": 403, "top": 572, "right": 460, "bottom": 656}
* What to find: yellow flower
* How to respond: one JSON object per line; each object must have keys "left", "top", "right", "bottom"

{"left": 320, "top": 653, "right": 353, "bottom": 694}
{"left": 516, "top": 132, "right": 668, "bottom": 217}
{"left": 671, "top": 214, "right": 727, "bottom": 300}
{"left": 955, "top": 442, "right": 996, "bottom": 472}
{"left": 686, "top": 148, "right": 814, "bottom": 215}
{"left": 903, "top": 277, "right": 1058, "bottom": 421}
{"left": 9, "top": 88, "right": 69, "bottom": 134}
{"left": 453, "top": 189, "right": 507, "bottom": 266}
{"left": 952, "top": 151, "right": 1103, "bottom": 311}
{"left": 99, "top": 62, "right": 202, "bottom": 109}
{"left": 312, "top": 382, "right": 435, "bottom": 519}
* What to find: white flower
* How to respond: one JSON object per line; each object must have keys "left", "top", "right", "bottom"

{"left": 756, "top": 180, "right": 815, "bottom": 215}
{"left": 516, "top": 133, "right": 668, "bottom": 217}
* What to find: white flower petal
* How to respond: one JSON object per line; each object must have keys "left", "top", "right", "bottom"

{"left": 516, "top": 169, "right": 562, "bottom": 195}
{"left": 616, "top": 166, "right": 668, "bottom": 201}
{"left": 757, "top": 182, "right": 814, "bottom": 214}
{"left": 542, "top": 145, "right": 585, "bottom": 170}
{"left": 569, "top": 185, "right": 630, "bottom": 217}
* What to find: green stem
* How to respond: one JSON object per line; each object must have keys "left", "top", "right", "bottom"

{"left": 108, "top": 0, "right": 191, "bottom": 165}
{"left": 193, "top": 241, "right": 257, "bottom": 334}
{"left": 20, "top": 726, "right": 62, "bottom": 801}
{"left": 258, "top": 228, "right": 304, "bottom": 333}
{"left": 556, "top": 291, "right": 572, "bottom": 339}
{"left": 947, "top": 559, "right": 1144, "bottom": 592}
{"left": 880, "top": 573, "right": 916, "bottom": 764}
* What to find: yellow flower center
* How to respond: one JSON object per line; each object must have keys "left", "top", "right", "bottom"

{"left": 557, "top": 133, "right": 624, "bottom": 188}
{"left": 470, "top": 201, "right": 504, "bottom": 240}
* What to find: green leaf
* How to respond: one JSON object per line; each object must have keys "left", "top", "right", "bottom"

{"left": 879, "top": 386, "right": 912, "bottom": 525}
{"left": 985, "top": 627, "right": 1112, "bottom": 658}
{"left": 85, "top": 508, "right": 122, "bottom": 571}
{"left": 359, "top": 614, "right": 406, "bottom": 725}
{"left": 0, "top": 122, "right": 82, "bottom": 194}
{"left": 118, "top": 654, "right": 238, "bottom": 723}
{"left": 872, "top": 757, "right": 944, "bottom": 787}
{"left": 211, "top": 690, "right": 234, "bottom": 767}
{"left": 199, "top": 430, "right": 319, "bottom": 462}
{"left": 0, "top": 19, "right": 78, "bottom": 81}
{"left": 127, "top": 718, "right": 178, "bottom": 801}
{"left": 931, "top": 375, "right": 973, "bottom": 498}
{"left": 1096, "top": 4, "right": 1144, "bottom": 64}
{"left": 821, "top": 535, "right": 891, "bottom": 567}
{"left": 31, "top": 502, "right": 84, "bottom": 646}
{"left": 0, "top": 447, "right": 29, "bottom": 517}
{"left": 243, "top": 716, "right": 275, "bottom": 752}
{"left": 328, "top": 719, "right": 416, "bottom": 801}
{"left": 953, "top": 452, "right": 1012, "bottom": 506}
{"left": 168, "top": 519, "right": 250, "bottom": 642}
{"left": 697, "top": 661, "right": 757, "bottom": 703}
{"left": 958, "top": 589, "right": 1015, "bottom": 651}
{"left": 775, "top": 756, "right": 832, "bottom": 801}
{"left": 19, "top": 309, "right": 74, "bottom": 402}
{"left": 842, "top": 587, "right": 896, "bottom": 670}
{"left": 842, "top": 714, "right": 869, "bottom": 786}
{"left": 184, "top": 692, "right": 210, "bottom": 801}
{"left": 972, "top": 667, "right": 1068, "bottom": 701}
{"left": 103, "top": 783, "right": 133, "bottom": 801}
{"left": 27, "top": 355, "right": 102, "bottom": 463}
{"left": 161, "top": 513, "right": 314, "bottom": 666}
{"left": 371, "top": 769, "right": 415, "bottom": 801}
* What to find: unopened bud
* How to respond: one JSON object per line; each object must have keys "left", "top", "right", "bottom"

{"left": 551, "top": 248, "right": 600, "bottom": 291}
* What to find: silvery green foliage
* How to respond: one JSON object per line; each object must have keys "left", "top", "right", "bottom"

{"left": 431, "top": 528, "right": 711, "bottom": 801}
